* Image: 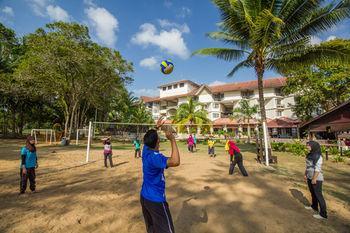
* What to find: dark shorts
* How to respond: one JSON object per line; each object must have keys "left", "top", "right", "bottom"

{"left": 140, "top": 196, "right": 175, "bottom": 233}
{"left": 135, "top": 148, "right": 141, "bottom": 152}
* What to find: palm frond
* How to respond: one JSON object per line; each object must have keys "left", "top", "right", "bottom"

{"left": 192, "top": 48, "right": 248, "bottom": 61}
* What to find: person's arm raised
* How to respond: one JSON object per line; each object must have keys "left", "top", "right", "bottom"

{"left": 165, "top": 130, "right": 180, "bottom": 167}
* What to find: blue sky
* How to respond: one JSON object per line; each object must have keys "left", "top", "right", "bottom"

{"left": 1, "top": 0, "right": 349, "bottom": 97}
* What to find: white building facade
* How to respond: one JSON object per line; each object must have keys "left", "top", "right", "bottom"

{"left": 141, "top": 77, "right": 299, "bottom": 138}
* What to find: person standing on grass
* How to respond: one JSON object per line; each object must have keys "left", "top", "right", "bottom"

{"left": 133, "top": 137, "right": 141, "bottom": 158}
{"left": 228, "top": 138, "right": 248, "bottom": 176}
{"left": 20, "top": 136, "right": 38, "bottom": 194}
{"left": 208, "top": 138, "right": 216, "bottom": 157}
{"left": 187, "top": 134, "right": 194, "bottom": 153}
{"left": 103, "top": 137, "right": 114, "bottom": 168}
{"left": 140, "top": 117, "right": 180, "bottom": 233}
{"left": 304, "top": 141, "right": 327, "bottom": 220}
{"left": 193, "top": 134, "right": 197, "bottom": 152}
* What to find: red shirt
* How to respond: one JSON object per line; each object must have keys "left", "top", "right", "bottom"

{"left": 228, "top": 140, "right": 240, "bottom": 155}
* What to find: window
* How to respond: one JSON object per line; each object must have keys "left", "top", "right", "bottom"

{"left": 277, "top": 110, "right": 282, "bottom": 117}
{"left": 213, "top": 113, "right": 220, "bottom": 118}
{"left": 162, "top": 87, "right": 166, "bottom": 91}
{"left": 168, "top": 86, "right": 172, "bottom": 90}
{"left": 213, "top": 93, "right": 224, "bottom": 101}
{"left": 241, "top": 90, "right": 254, "bottom": 99}
{"left": 275, "top": 88, "right": 282, "bottom": 96}
{"left": 174, "top": 84, "right": 178, "bottom": 89}
{"left": 179, "top": 83, "right": 184, "bottom": 87}
{"left": 192, "top": 96, "right": 198, "bottom": 101}
{"left": 213, "top": 103, "right": 219, "bottom": 109}
{"left": 276, "top": 99, "right": 283, "bottom": 108}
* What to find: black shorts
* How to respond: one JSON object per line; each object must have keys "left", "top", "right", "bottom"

{"left": 140, "top": 196, "right": 175, "bottom": 233}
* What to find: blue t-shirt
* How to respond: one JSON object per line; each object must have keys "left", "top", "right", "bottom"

{"left": 140, "top": 145, "right": 168, "bottom": 202}
{"left": 20, "top": 147, "right": 37, "bottom": 168}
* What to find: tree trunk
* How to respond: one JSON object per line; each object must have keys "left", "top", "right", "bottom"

{"left": 68, "top": 102, "right": 78, "bottom": 140}
{"left": 255, "top": 58, "right": 272, "bottom": 161}
{"left": 247, "top": 119, "right": 251, "bottom": 144}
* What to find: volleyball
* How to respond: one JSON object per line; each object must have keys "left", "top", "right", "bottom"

{"left": 160, "top": 60, "right": 174, "bottom": 75}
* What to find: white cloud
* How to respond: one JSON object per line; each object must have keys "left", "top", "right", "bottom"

{"left": 133, "top": 88, "right": 159, "bottom": 97}
{"left": 209, "top": 80, "right": 227, "bottom": 86}
{"left": 158, "top": 19, "right": 190, "bottom": 33}
{"left": 85, "top": 6, "right": 119, "bottom": 47}
{"left": 131, "top": 23, "right": 190, "bottom": 59}
{"left": 27, "top": 0, "right": 70, "bottom": 21}
{"left": 310, "top": 36, "right": 322, "bottom": 45}
{"left": 28, "top": 0, "right": 50, "bottom": 17}
{"left": 46, "top": 5, "right": 69, "bottom": 21}
{"left": 140, "top": 57, "right": 158, "bottom": 70}
{"left": 1, "top": 6, "right": 14, "bottom": 16}
{"left": 326, "top": 35, "right": 337, "bottom": 41}
{"left": 177, "top": 6, "right": 191, "bottom": 18}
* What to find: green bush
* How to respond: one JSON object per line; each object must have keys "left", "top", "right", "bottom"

{"left": 288, "top": 141, "right": 308, "bottom": 156}
{"left": 329, "top": 146, "right": 339, "bottom": 155}
{"left": 321, "top": 145, "right": 327, "bottom": 154}
{"left": 271, "top": 141, "right": 307, "bottom": 156}
{"left": 343, "top": 149, "right": 350, "bottom": 157}
{"left": 333, "top": 155, "right": 345, "bottom": 163}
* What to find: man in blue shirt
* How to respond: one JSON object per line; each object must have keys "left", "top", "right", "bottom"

{"left": 140, "top": 117, "right": 180, "bottom": 233}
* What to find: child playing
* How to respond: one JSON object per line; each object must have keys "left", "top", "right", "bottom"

{"left": 133, "top": 137, "right": 141, "bottom": 158}
{"left": 140, "top": 117, "right": 180, "bottom": 233}
{"left": 103, "top": 137, "right": 114, "bottom": 168}
{"left": 208, "top": 138, "right": 216, "bottom": 157}
{"left": 187, "top": 134, "right": 194, "bottom": 153}
{"left": 20, "top": 136, "right": 38, "bottom": 194}
{"left": 193, "top": 134, "right": 197, "bottom": 152}
{"left": 228, "top": 138, "right": 248, "bottom": 176}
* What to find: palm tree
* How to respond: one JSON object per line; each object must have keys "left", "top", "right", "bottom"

{"left": 194, "top": 0, "right": 350, "bottom": 157}
{"left": 130, "top": 102, "right": 154, "bottom": 124}
{"left": 173, "top": 97, "right": 211, "bottom": 133}
{"left": 231, "top": 99, "right": 258, "bottom": 143}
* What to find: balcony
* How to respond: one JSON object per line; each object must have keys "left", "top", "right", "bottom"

{"left": 221, "top": 112, "right": 233, "bottom": 118}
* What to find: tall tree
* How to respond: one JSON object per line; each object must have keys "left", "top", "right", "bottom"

{"left": 194, "top": 0, "right": 350, "bottom": 156}
{"left": 173, "top": 97, "right": 211, "bottom": 133}
{"left": 16, "top": 22, "right": 133, "bottom": 138}
{"left": 231, "top": 99, "right": 258, "bottom": 143}
{"left": 283, "top": 61, "right": 350, "bottom": 120}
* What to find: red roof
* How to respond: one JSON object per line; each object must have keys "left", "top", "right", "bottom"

{"left": 267, "top": 117, "right": 300, "bottom": 128}
{"left": 142, "top": 77, "right": 287, "bottom": 103}
{"left": 213, "top": 118, "right": 238, "bottom": 126}
{"left": 209, "top": 77, "right": 286, "bottom": 93}
{"left": 141, "top": 96, "right": 160, "bottom": 103}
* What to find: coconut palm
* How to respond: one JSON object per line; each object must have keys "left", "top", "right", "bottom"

{"left": 194, "top": 0, "right": 350, "bottom": 156}
{"left": 231, "top": 99, "right": 258, "bottom": 143}
{"left": 173, "top": 97, "right": 211, "bottom": 133}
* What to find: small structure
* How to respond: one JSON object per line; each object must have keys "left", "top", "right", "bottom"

{"left": 299, "top": 100, "right": 350, "bottom": 140}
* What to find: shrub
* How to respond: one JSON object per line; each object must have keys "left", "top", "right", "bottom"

{"left": 333, "top": 155, "right": 345, "bottom": 163}
{"left": 288, "top": 141, "right": 308, "bottom": 156}
{"left": 329, "top": 146, "right": 339, "bottom": 155}
{"left": 343, "top": 149, "right": 350, "bottom": 157}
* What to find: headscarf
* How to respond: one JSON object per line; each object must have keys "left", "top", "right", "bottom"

{"left": 26, "top": 135, "right": 36, "bottom": 152}
{"left": 306, "top": 141, "right": 321, "bottom": 165}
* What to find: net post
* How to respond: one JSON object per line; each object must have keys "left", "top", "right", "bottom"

{"left": 50, "top": 130, "right": 52, "bottom": 145}
{"left": 86, "top": 121, "right": 92, "bottom": 163}
{"left": 76, "top": 129, "right": 79, "bottom": 145}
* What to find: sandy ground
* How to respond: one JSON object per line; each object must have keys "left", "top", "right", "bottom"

{"left": 0, "top": 139, "right": 349, "bottom": 233}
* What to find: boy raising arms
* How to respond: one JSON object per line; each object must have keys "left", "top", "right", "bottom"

{"left": 140, "top": 117, "right": 180, "bottom": 233}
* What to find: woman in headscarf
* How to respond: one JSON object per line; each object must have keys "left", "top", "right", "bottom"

{"left": 20, "top": 136, "right": 38, "bottom": 194}
{"left": 228, "top": 138, "right": 248, "bottom": 176}
{"left": 304, "top": 141, "right": 327, "bottom": 219}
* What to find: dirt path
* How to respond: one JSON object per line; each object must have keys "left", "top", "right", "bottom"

{"left": 0, "top": 141, "right": 349, "bottom": 233}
